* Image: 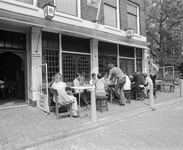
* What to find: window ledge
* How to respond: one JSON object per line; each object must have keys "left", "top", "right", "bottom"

{"left": 104, "top": 25, "right": 121, "bottom": 33}
{"left": 1, "top": 0, "right": 38, "bottom": 11}
{"left": 55, "top": 12, "right": 83, "bottom": 23}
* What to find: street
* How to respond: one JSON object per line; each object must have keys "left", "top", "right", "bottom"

{"left": 27, "top": 102, "right": 183, "bottom": 150}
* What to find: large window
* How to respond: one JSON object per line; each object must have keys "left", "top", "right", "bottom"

{"left": 42, "top": 31, "right": 59, "bottom": 82}
{"left": 62, "top": 54, "right": 90, "bottom": 82}
{"left": 104, "top": 0, "right": 118, "bottom": 28}
{"left": 56, "top": 0, "right": 77, "bottom": 16}
{"left": 62, "top": 35, "right": 91, "bottom": 83}
{"left": 98, "top": 41, "right": 117, "bottom": 74}
{"left": 119, "top": 45, "right": 135, "bottom": 75}
{"left": 127, "top": 2, "right": 139, "bottom": 33}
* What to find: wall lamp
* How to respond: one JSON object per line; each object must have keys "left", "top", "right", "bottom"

{"left": 43, "top": 4, "right": 56, "bottom": 20}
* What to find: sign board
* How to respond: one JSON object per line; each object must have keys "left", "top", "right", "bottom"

{"left": 37, "top": 93, "right": 47, "bottom": 111}
{"left": 32, "top": 52, "right": 41, "bottom": 59}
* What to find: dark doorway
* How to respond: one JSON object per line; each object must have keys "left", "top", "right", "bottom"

{"left": 0, "top": 52, "right": 25, "bottom": 106}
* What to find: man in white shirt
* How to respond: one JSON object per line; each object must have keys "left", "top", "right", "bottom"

{"left": 123, "top": 75, "right": 131, "bottom": 91}
{"left": 143, "top": 73, "right": 153, "bottom": 98}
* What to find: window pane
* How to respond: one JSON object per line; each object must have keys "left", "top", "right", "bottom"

{"left": 127, "top": 14, "right": 137, "bottom": 33}
{"left": 98, "top": 41, "right": 117, "bottom": 55}
{"left": 42, "top": 49, "right": 59, "bottom": 82}
{"left": 0, "top": 30, "right": 4, "bottom": 47}
{"left": 136, "top": 48, "right": 142, "bottom": 58}
{"left": 56, "top": 0, "right": 77, "bottom": 16}
{"left": 136, "top": 58, "right": 142, "bottom": 72}
{"left": 119, "top": 45, "right": 134, "bottom": 57}
{"left": 119, "top": 58, "right": 134, "bottom": 75}
{"left": 98, "top": 55, "right": 117, "bottom": 75}
{"left": 62, "top": 35, "right": 90, "bottom": 53}
{"left": 104, "top": 4, "right": 117, "bottom": 27}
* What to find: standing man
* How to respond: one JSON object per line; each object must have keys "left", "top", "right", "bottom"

{"left": 107, "top": 63, "right": 126, "bottom": 106}
{"left": 149, "top": 59, "right": 159, "bottom": 88}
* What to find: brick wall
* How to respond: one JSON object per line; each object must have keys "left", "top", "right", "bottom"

{"left": 37, "top": 0, "right": 54, "bottom": 8}
{"left": 36, "top": 0, "right": 146, "bottom": 37}
{"left": 81, "top": 0, "right": 104, "bottom": 24}
{"left": 119, "top": 0, "right": 128, "bottom": 31}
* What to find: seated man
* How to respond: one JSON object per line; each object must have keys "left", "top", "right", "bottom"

{"left": 73, "top": 73, "right": 90, "bottom": 108}
{"left": 51, "top": 73, "right": 78, "bottom": 117}
{"left": 131, "top": 70, "right": 145, "bottom": 99}
{"left": 143, "top": 73, "right": 153, "bottom": 98}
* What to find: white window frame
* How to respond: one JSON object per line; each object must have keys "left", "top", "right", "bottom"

{"left": 104, "top": 0, "right": 120, "bottom": 30}
{"left": 54, "top": 0, "right": 81, "bottom": 20}
{"left": 127, "top": 1, "right": 140, "bottom": 35}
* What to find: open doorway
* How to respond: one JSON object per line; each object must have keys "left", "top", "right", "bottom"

{"left": 0, "top": 52, "right": 25, "bottom": 107}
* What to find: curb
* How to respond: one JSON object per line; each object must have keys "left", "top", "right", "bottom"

{"left": 8, "top": 98, "right": 183, "bottom": 150}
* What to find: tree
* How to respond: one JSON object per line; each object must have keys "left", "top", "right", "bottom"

{"left": 145, "top": 0, "right": 183, "bottom": 67}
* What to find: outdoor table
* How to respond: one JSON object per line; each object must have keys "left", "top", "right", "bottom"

{"left": 70, "top": 86, "right": 92, "bottom": 107}
{"left": 70, "top": 86, "right": 97, "bottom": 122}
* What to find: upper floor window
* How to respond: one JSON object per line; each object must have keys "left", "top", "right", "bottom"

{"left": 127, "top": 2, "right": 139, "bottom": 34}
{"left": 14, "top": 0, "right": 33, "bottom": 5}
{"left": 104, "top": 0, "right": 118, "bottom": 28}
{"left": 56, "top": 0, "right": 78, "bottom": 16}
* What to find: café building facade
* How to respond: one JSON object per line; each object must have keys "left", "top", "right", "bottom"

{"left": 0, "top": 0, "right": 149, "bottom": 108}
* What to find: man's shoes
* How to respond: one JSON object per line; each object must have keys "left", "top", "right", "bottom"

{"left": 119, "top": 103, "right": 125, "bottom": 106}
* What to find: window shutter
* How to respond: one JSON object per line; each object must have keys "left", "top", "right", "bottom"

{"left": 127, "top": 4, "right": 137, "bottom": 15}
{"left": 104, "top": 0, "right": 117, "bottom": 7}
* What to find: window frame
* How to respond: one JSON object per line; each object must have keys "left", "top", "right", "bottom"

{"left": 104, "top": 0, "right": 120, "bottom": 29}
{"left": 127, "top": 1, "right": 140, "bottom": 34}
{"left": 54, "top": 0, "right": 81, "bottom": 19}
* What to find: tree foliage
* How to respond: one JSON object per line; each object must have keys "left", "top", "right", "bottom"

{"left": 145, "top": 0, "right": 183, "bottom": 67}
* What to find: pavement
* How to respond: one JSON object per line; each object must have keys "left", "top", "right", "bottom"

{"left": 0, "top": 86, "right": 182, "bottom": 150}
{"left": 26, "top": 99, "right": 183, "bottom": 150}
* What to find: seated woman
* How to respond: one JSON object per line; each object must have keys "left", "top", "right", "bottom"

{"left": 51, "top": 73, "right": 78, "bottom": 117}
{"left": 95, "top": 73, "right": 107, "bottom": 97}
{"left": 89, "top": 73, "right": 97, "bottom": 87}
{"left": 73, "top": 73, "right": 90, "bottom": 108}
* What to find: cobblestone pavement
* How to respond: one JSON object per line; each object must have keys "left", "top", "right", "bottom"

{"left": 0, "top": 87, "right": 181, "bottom": 150}
{"left": 27, "top": 101, "right": 183, "bottom": 150}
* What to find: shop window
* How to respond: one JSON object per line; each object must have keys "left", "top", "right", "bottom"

{"left": 98, "top": 41, "right": 117, "bottom": 74}
{"left": 42, "top": 31, "right": 59, "bottom": 82}
{"left": 136, "top": 48, "right": 142, "bottom": 72}
{"left": 56, "top": 0, "right": 77, "bottom": 16}
{"left": 127, "top": 2, "right": 139, "bottom": 33}
{"left": 62, "top": 54, "right": 90, "bottom": 82}
{"left": 119, "top": 45, "right": 134, "bottom": 58}
{"left": 104, "top": 0, "right": 118, "bottom": 28}
{"left": 62, "top": 35, "right": 90, "bottom": 53}
{"left": 0, "top": 30, "right": 26, "bottom": 50}
{"left": 119, "top": 58, "right": 134, "bottom": 75}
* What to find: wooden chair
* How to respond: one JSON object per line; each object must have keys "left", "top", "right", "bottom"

{"left": 135, "top": 89, "right": 144, "bottom": 101}
{"left": 96, "top": 96, "right": 108, "bottom": 113}
{"left": 48, "top": 87, "right": 73, "bottom": 120}
{"left": 124, "top": 90, "right": 131, "bottom": 103}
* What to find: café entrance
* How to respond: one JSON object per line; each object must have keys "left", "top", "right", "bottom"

{"left": 0, "top": 52, "right": 25, "bottom": 107}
